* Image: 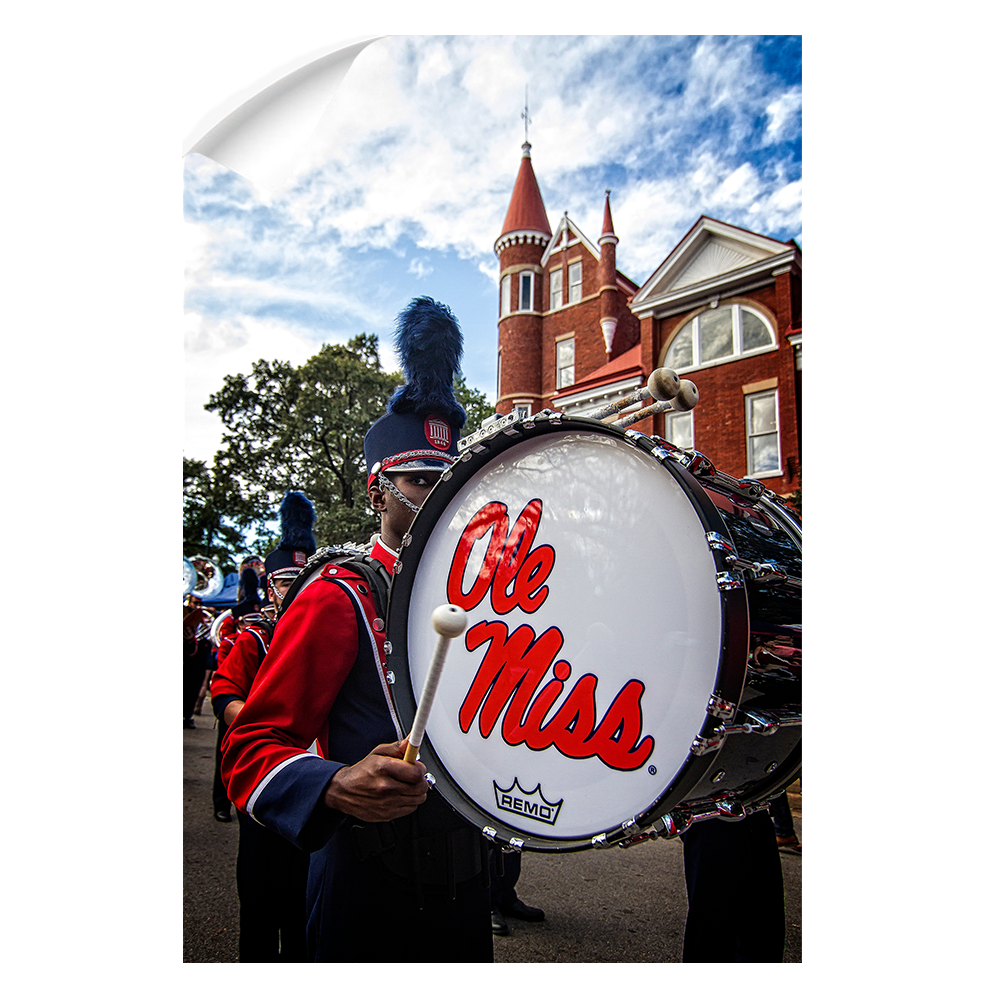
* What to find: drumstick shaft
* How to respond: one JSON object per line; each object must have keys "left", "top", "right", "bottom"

{"left": 589, "top": 385, "right": 651, "bottom": 420}
{"left": 403, "top": 638, "right": 450, "bottom": 763}
{"left": 612, "top": 398, "right": 674, "bottom": 428}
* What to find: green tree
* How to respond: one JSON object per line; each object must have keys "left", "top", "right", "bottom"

{"left": 183, "top": 457, "right": 249, "bottom": 571}
{"left": 202, "top": 335, "right": 497, "bottom": 546}
{"left": 453, "top": 372, "right": 494, "bottom": 437}
{"left": 206, "top": 334, "right": 403, "bottom": 545}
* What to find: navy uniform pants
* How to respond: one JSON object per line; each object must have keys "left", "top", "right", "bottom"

{"left": 235, "top": 811, "right": 309, "bottom": 962}
{"left": 681, "top": 811, "right": 785, "bottom": 962}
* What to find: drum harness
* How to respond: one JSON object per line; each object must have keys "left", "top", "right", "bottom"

{"left": 274, "top": 545, "right": 490, "bottom": 905}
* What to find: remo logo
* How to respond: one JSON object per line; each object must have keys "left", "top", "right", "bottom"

{"left": 445, "top": 498, "right": 655, "bottom": 772}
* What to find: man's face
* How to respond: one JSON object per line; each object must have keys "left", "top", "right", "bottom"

{"left": 268, "top": 576, "right": 294, "bottom": 608}
{"left": 370, "top": 469, "right": 443, "bottom": 547}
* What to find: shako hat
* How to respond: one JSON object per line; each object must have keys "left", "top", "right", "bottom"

{"left": 364, "top": 296, "right": 466, "bottom": 488}
{"left": 264, "top": 491, "right": 317, "bottom": 579}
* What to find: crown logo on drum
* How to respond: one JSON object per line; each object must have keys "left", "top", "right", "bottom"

{"left": 493, "top": 778, "right": 563, "bottom": 826}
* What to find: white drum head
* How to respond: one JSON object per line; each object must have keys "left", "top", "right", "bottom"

{"left": 397, "top": 425, "right": 729, "bottom": 846}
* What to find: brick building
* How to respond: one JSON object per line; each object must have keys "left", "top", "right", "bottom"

{"left": 494, "top": 142, "right": 802, "bottom": 497}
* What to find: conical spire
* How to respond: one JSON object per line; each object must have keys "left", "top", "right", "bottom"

{"left": 499, "top": 143, "right": 552, "bottom": 240}
{"left": 600, "top": 189, "right": 618, "bottom": 245}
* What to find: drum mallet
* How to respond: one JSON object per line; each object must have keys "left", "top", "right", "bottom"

{"left": 588, "top": 367, "right": 681, "bottom": 421}
{"left": 403, "top": 604, "right": 468, "bottom": 764}
{"left": 612, "top": 380, "right": 699, "bottom": 429}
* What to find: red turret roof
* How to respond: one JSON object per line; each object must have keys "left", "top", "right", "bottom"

{"left": 499, "top": 143, "right": 552, "bottom": 238}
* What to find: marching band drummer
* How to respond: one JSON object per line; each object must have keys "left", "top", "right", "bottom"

{"left": 221, "top": 298, "right": 493, "bottom": 963}
{"left": 210, "top": 493, "right": 317, "bottom": 963}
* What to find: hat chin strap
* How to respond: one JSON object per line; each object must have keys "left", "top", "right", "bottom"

{"left": 378, "top": 472, "right": 421, "bottom": 513}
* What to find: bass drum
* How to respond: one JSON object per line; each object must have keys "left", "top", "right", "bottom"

{"left": 386, "top": 414, "right": 800, "bottom": 852}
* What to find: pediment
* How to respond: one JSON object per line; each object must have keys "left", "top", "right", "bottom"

{"left": 668, "top": 236, "right": 768, "bottom": 290}
{"left": 541, "top": 214, "right": 600, "bottom": 266}
{"left": 632, "top": 218, "right": 792, "bottom": 308}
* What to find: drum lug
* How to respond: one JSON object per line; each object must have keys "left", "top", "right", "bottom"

{"left": 592, "top": 817, "right": 640, "bottom": 849}
{"left": 706, "top": 531, "right": 737, "bottom": 556}
{"left": 682, "top": 449, "right": 716, "bottom": 477}
{"left": 716, "top": 571, "right": 743, "bottom": 591}
{"left": 714, "top": 796, "right": 746, "bottom": 820}
{"left": 480, "top": 827, "right": 523, "bottom": 852}
{"left": 707, "top": 695, "right": 737, "bottom": 720}
{"left": 691, "top": 730, "right": 726, "bottom": 755}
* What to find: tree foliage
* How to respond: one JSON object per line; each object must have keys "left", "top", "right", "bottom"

{"left": 198, "top": 335, "right": 497, "bottom": 547}
{"left": 453, "top": 372, "right": 494, "bottom": 437}
{"left": 205, "top": 334, "right": 401, "bottom": 544}
{"left": 183, "top": 457, "right": 249, "bottom": 572}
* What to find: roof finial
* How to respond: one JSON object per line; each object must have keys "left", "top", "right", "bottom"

{"left": 521, "top": 85, "right": 532, "bottom": 151}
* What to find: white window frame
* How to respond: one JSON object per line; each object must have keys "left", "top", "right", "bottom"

{"left": 665, "top": 304, "right": 777, "bottom": 373}
{"left": 519, "top": 270, "right": 534, "bottom": 312}
{"left": 549, "top": 268, "right": 563, "bottom": 311}
{"left": 745, "top": 389, "right": 782, "bottom": 478}
{"left": 512, "top": 402, "right": 531, "bottom": 419}
{"left": 500, "top": 274, "right": 511, "bottom": 317}
{"left": 556, "top": 335, "right": 575, "bottom": 389}
{"left": 568, "top": 261, "right": 583, "bottom": 303}
{"left": 664, "top": 410, "right": 694, "bottom": 450}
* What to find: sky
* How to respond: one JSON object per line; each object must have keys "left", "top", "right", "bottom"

{"left": 184, "top": 34, "right": 802, "bottom": 464}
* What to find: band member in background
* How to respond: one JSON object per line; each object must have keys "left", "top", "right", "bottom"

{"left": 222, "top": 298, "right": 492, "bottom": 963}
{"left": 183, "top": 594, "right": 213, "bottom": 729}
{"left": 488, "top": 849, "right": 545, "bottom": 936}
{"left": 210, "top": 598, "right": 263, "bottom": 823}
{"left": 214, "top": 609, "right": 240, "bottom": 669}
{"left": 211, "top": 493, "right": 317, "bottom": 962}
{"left": 237, "top": 555, "right": 265, "bottom": 607}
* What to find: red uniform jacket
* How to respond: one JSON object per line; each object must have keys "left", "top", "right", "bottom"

{"left": 220, "top": 540, "right": 401, "bottom": 850}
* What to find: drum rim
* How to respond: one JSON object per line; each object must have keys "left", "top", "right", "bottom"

{"left": 386, "top": 414, "right": 752, "bottom": 852}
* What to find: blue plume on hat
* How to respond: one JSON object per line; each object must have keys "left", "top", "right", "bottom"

{"left": 278, "top": 491, "right": 316, "bottom": 556}
{"left": 386, "top": 296, "right": 466, "bottom": 428}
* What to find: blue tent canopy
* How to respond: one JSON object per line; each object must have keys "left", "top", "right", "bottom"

{"left": 201, "top": 572, "right": 241, "bottom": 608}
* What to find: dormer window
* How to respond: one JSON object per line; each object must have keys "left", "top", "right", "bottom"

{"left": 549, "top": 269, "right": 563, "bottom": 310}
{"left": 568, "top": 261, "right": 583, "bottom": 303}
{"left": 665, "top": 304, "right": 776, "bottom": 372}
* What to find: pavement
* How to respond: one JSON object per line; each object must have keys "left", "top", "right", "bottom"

{"left": 183, "top": 713, "right": 802, "bottom": 963}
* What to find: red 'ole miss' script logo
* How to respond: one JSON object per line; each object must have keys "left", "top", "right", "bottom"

{"left": 446, "top": 499, "right": 654, "bottom": 772}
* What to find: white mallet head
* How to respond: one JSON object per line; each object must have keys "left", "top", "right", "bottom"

{"left": 432, "top": 604, "right": 468, "bottom": 638}
{"left": 670, "top": 380, "right": 699, "bottom": 412}
{"left": 648, "top": 367, "right": 681, "bottom": 401}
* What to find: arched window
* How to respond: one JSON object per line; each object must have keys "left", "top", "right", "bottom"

{"left": 665, "top": 304, "right": 775, "bottom": 372}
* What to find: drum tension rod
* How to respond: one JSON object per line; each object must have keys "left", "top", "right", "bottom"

{"left": 691, "top": 707, "right": 802, "bottom": 755}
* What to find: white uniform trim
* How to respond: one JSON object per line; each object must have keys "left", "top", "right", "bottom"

{"left": 329, "top": 577, "right": 404, "bottom": 741}
{"left": 247, "top": 752, "right": 316, "bottom": 821}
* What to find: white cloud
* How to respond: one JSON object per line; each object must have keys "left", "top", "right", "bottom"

{"left": 765, "top": 90, "right": 803, "bottom": 143}
{"left": 185, "top": 35, "right": 801, "bottom": 455}
{"left": 408, "top": 257, "right": 434, "bottom": 279}
{"left": 184, "top": 312, "right": 326, "bottom": 462}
